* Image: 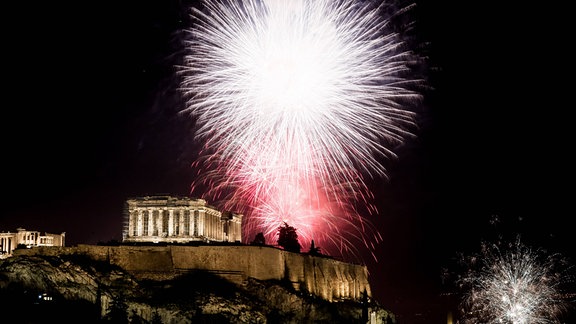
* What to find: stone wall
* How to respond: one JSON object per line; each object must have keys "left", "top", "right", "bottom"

{"left": 14, "top": 244, "right": 371, "bottom": 302}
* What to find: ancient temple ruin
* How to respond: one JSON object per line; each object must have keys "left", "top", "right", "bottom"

{"left": 0, "top": 228, "right": 65, "bottom": 257}
{"left": 122, "top": 195, "right": 242, "bottom": 244}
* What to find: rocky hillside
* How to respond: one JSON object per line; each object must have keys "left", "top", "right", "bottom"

{"left": 0, "top": 253, "right": 395, "bottom": 323}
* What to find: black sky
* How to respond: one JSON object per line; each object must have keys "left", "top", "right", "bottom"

{"left": 3, "top": 0, "right": 574, "bottom": 322}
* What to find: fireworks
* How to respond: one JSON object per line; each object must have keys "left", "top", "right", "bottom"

{"left": 455, "top": 237, "right": 573, "bottom": 323}
{"left": 178, "top": 0, "right": 422, "bottom": 259}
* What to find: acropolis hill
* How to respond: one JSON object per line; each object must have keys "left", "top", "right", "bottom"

{"left": 13, "top": 196, "right": 374, "bottom": 300}
{"left": 3, "top": 247, "right": 394, "bottom": 323}
{"left": 15, "top": 243, "right": 371, "bottom": 303}
{"left": 2, "top": 195, "right": 395, "bottom": 323}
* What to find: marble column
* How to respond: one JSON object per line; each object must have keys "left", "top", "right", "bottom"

{"left": 178, "top": 209, "right": 184, "bottom": 236}
{"left": 198, "top": 210, "right": 205, "bottom": 236}
{"left": 188, "top": 209, "right": 196, "bottom": 236}
{"left": 168, "top": 210, "right": 174, "bottom": 236}
{"left": 156, "top": 210, "right": 163, "bottom": 237}
{"left": 128, "top": 210, "right": 135, "bottom": 237}
{"left": 137, "top": 209, "right": 143, "bottom": 237}
{"left": 147, "top": 209, "right": 154, "bottom": 237}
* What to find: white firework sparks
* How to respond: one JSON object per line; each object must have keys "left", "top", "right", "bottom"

{"left": 456, "top": 237, "right": 573, "bottom": 323}
{"left": 178, "top": 0, "right": 422, "bottom": 258}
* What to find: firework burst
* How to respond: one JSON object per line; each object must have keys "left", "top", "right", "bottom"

{"left": 455, "top": 237, "right": 573, "bottom": 323}
{"left": 179, "top": 0, "right": 422, "bottom": 260}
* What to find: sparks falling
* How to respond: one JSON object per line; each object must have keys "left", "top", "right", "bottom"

{"left": 179, "top": 0, "right": 422, "bottom": 260}
{"left": 456, "top": 238, "right": 573, "bottom": 323}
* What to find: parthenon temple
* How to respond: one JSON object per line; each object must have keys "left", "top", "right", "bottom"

{"left": 122, "top": 195, "right": 242, "bottom": 244}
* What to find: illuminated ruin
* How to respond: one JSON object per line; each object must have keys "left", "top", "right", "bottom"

{"left": 123, "top": 195, "right": 242, "bottom": 244}
{"left": 0, "top": 228, "right": 65, "bottom": 258}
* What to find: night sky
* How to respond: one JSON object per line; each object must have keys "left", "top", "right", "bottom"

{"left": 3, "top": 0, "right": 574, "bottom": 322}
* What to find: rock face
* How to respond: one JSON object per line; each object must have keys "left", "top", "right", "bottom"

{"left": 13, "top": 244, "right": 375, "bottom": 303}
{"left": 0, "top": 254, "right": 395, "bottom": 323}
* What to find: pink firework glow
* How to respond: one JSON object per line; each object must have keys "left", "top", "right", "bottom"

{"left": 179, "top": 0, "right": 422, "bottom": 260}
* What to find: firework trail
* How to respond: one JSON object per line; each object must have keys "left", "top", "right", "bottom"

{"left": 179, "top": 0, "right": 422, "bottom": 260}
{"left": 455, "top": 237, "right": 573, "bottom": 323}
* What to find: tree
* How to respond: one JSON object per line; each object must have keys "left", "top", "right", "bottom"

{"left": 277, "top": 222, "right": 301, "bottom": 253}
{"left": 251, "top": 232, "right": 266, "bottom": 245}
{"left": 102, "top": 294, "right": 128, "bottom": 323}
{"left": 129, "top": 309, "right": 145, "bottom": 324}
{"left": 151, "top": 311, "right": 163, "bottom": 324}
{"left": 308, "top": 240, "right": 321, "bottom": 256}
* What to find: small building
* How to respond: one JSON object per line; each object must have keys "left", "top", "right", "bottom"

{"left": 122, "top": 195, "right": 242, "bottom": 244}
{"left": 0, "top": 228, "right": 65, "bottom": 257}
